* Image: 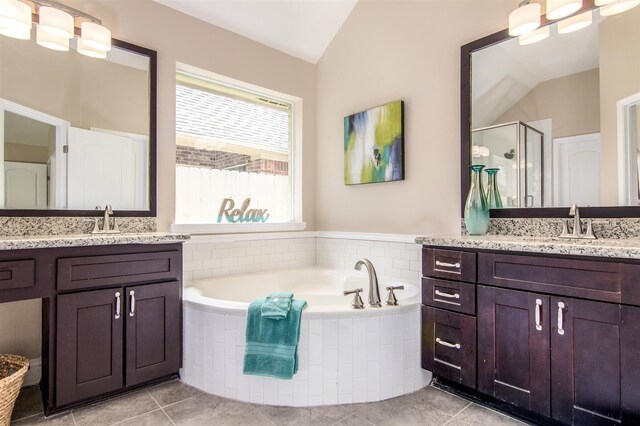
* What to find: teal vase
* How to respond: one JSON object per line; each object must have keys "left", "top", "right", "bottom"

{"left": 485, "top": 168, "right": 503, "bottom": 209}
{"left": 464, "top": 165, "right": 489, "bottom": 235}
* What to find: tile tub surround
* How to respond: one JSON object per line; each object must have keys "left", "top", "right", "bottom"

{"left": 11, "top": 381, "right": 526, "bottom": 426}
{"left": 0, "top": 232, "right": 190, "bottom": 250}
{"left": 183, "top": 232, "right": 422, "bottom": 284}
{"left": 181, "top": 302, "right": 431, "bottom": 407}
{"left": 416, "top": 234, "right": 640, "bottom": 259}
{"left": 0, "top": 216, "right": 157, "bottom": 236}
{"left": 462, "top": 217, "right": 640, "bottom": 239}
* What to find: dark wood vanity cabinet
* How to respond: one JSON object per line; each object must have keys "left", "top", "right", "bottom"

{"left": 422, "top": 246, "right": 640, "bottom": 425}
{"left": 0, "top": 243, "right": 184, "bottom": 413}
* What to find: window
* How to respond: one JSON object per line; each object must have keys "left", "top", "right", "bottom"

{"left": 173, "top": 65, "right": 303, "bottom": 232}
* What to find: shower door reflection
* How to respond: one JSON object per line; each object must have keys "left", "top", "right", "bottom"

{"left": 471, "top": 121, "right": 544, "bottom": 208}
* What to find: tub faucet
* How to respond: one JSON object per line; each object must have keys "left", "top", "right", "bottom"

{"left": 354, "top": 259, "right": 382, "bottom": 307}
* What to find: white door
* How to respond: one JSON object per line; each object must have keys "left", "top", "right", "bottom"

{"left": 67, "top": 127, "right": 145, "bottom": 210}
{"left": 553, "top": 133, "right": 601, "bottom": 206}
{"left": 4, "top": 161, "right": 47, "bottom": 208}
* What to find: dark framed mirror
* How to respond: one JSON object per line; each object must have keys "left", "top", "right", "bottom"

{"left": 0, "top": 36, "right": 156, "bottom": 217}
{"left": 461, "top": 0, "right": 640, "bottom": 218}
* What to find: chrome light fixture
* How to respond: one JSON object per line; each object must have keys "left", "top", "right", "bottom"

{"left": 599, "top": 0, "right": 640, "bottom": 15}
{"left": 0, "top": 0, "right": 111, "bottom": 58}
{"left": 558, "top": 10, "right": 592, "bottom": 33}
{"left": 0, "top": 0, "right": 31, "bottom": 39}
{"left": 519, "top": 25, "right": 551, "bottom": 45}
{"left": 547, "top": 0, "right": 583, "bottom": 19}
{"left": 509, "top": 0, "right": 541, "bottom": 36}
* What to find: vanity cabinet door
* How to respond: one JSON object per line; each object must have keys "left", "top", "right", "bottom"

{"left": 551, "top": 297, "right": 625, "bottom": 425}
{"left": 477, "top": 286, "right": 551, "bottom": 417}
{"left": 125, "top": 281, "right": 181, "bottom": 387}
{"left": 56, "top": 288, "right": 124, "bottom": 407}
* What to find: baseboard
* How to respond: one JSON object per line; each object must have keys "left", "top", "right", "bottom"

{"left": 22, "top": 357, "right": 41, "bottom": 387}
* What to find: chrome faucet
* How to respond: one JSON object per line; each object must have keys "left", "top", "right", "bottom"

{"left": 92, "top": 204, "right": 120, "bottom": 234}
{"left": 559, "top": 204, "right": 596, "bottom": 239}
{"left": 354, "top": 259, "right": 381, "bottom": 307}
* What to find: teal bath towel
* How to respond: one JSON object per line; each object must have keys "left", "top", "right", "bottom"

{"left": 261, "top": 292, "right": 294, "bottom": 320}
{"left": 243, "top": 298, "right": 307, "bottom": 379}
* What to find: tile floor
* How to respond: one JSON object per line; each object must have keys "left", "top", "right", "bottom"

{"left": 10, "top": 380, "right": 527, "bottom": 426}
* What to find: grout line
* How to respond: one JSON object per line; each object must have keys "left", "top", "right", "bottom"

{"left": 442, "top": 402, "right": 472, "bottom": 426}
{"left": 144, "top": 389, "right": 177, "bottom": 426}
{"left": 145, "top": 388, "right": 162, "bottom": 410}
{"left": 156, "top": 393, "right": 201, "bottom": 409}
{"left": 71, "top": 411, "right": 79, "bottom": 426}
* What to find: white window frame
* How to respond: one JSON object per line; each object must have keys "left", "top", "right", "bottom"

{"left": 171, "top": 63, "right": 305, "bottom": 234}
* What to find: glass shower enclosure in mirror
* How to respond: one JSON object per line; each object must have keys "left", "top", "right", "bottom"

{"left": 469, "top": 5, "right": 640, "bottom": 209}
{"left": 472, "top": 121, "right": 543, "bottom": 208}
{"left": 0, "top": 32, "right": 155, "bottom": 214}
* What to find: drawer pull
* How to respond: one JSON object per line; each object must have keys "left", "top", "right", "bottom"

{"left": 115, "top": 292, "right": 121, "bottom": 319}
{"left": 557, "top": 302, "right": 565, "bottom": 335}
{"left": 434, "top": 290, "right": 460, "bottom": 299}
{"left": 129, "top": 290, "right": 136, "bottom": 317}
{"left": 436, "top": 337, "right": 461, "bottom": 349}
{"left": 535, "top": 299, "right": 542, "bottom": 331}
{"left": 435, "top": 260, "right": 461, "bottom": 269}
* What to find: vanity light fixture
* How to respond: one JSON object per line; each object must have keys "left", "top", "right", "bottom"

{"left": 0, "top": 0, "right": 111, "bottom": 57}
{"left": 557, "top": 10, "right": 592, "bottom": 33}
{"left": 599, "top": 0, "right": 640, "bottom": 15}
{"left": 509, "top": 0, "right": 541, "bottom": 36}
{"left": 0, "top": 0, "right": 31, "bottom": 39}
{"left": 547, "top": 0, "right": 583, "bottom": 20}
{"left": 519, "top": 25, "right": 550, "bottom": 45}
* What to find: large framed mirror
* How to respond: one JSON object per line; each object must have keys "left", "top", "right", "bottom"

{"left": 461, "top": 0, "right": 640, "bottom": 218}
{"left": 0, "top": 35, "right": 156, "bottom": 216}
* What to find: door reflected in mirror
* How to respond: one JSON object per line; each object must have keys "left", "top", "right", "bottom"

{"left": 0, "top": 32, "right": 153, "bottom": 212}
{"left": 470, "top": 6, "right": 640, "bottom": 208}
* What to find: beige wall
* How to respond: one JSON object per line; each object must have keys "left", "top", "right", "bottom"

{"left": 0, "top": 0, "right": 316, "bottom": 360}
{"left": 494, "top": 69, "right": 600, "bottom": 139}
{"left": 0, "top": 36, "right": 148, "bottom": 135}
{"left": 599, "top": 7, "right": 640, "bottom": 205}
{"left": 315, "top": 0, "right": 518, "bottom": 234}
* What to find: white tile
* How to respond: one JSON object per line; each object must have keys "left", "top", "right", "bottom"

{"left": 352, "top": 378, "right": 366, "bottom": 403}
{"left": 246, "top": 246, "right": 262, "bottom": 256}
{"left": 381, "top": 373, "right": 393, "bottom": 399}
{"left": 323, "top": 319, "right": 338, "bottom": 350}
{"left": 224, "top": 359, "right": 237, "bottom": 390}
{"left": 392, "top": 258, "right": 410, "bottom": 270}
{"left": 263, "top": 379, "right": 278, "bottom": 405}
{"left": 309, "top": 333, "right": 323, "bottom": 365}
{"left": 213, "top": 314, "right": 224, "bottom": 343}
{"left": 298, "top": 320, "right": 309, "bottom": 350}
{"left": 224, "top": 331, "right": 236, "bottom": 359}
{"left": 352, "top": 319, "right": 366, "bottom": 349}
{"left": 221, "top": 257, "right": 238, "bottom": 267}
{"left": 308, "top": 395, "right": 324, "bottom": 406}
{"left": 366, "top": 361, "right": 380, "bottom": 391}
{"left": 184, "top": 260, "right": 203, "bottom": 272}
{"left": 323, "top": 349, "right": 338, "bottom": 380}
{"left": 293, "top": 381, "right": 308, "bottom": 406}
{"left": 338, "top": 364, "right": 352, "bottom": 394}
{"left": 338, "top": 393, "right": 353, "bottom": 404}
{"left": 366, "top": 332, "right": 380, "bottom": 361}
{"left": 353, "top": 348, "right": 366, "bottom": 378}
{"left": 213, "top": 342, "right": 224, "bottom": 372}
{"left": 230, "top": 247, "right": 247, "bottom": 257}
{"left": 237, "top": 375, "right": 251, "bottom": 401}
{"left": 309, "top": 365, "right": 323, "bottom": 396}
{"left": 380, "top": 316, "right": 393, "bottom": 345}
{"left": 367, "top": 388, "right": 381, "bottom": 402}
{"left": 193, "top": 249, "right": 212, "bottom": 261}
{"left": 323, "top": 380, "right": 338, "bottom": 404}
{"left": 213, "top": 370, "right": 224, "bottom": 395}
{"left": 401, "top": 249, "right": 419, "bottom": 261}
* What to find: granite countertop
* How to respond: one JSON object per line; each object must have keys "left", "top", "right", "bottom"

{"left": 0, "top": 232, "right": 190, "bottom": 250}
{"left": 415, "top": 234, "right": 640, "bottom": 259}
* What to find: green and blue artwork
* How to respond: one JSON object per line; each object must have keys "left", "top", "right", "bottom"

{"left": 344, "top": 100, "right": 404, "bottom": 185}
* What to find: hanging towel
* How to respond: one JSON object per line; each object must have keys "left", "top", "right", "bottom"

{"left": 243, "top": 298, "right": 307, "bottom": 380}
{"left": 261, "top": 292, "right": 294, "bottom": 320}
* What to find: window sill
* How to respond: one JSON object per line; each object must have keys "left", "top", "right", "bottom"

{"left": 170, "top": 222, "right": 307, "bottom": 235}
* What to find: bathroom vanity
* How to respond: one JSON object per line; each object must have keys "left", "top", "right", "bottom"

{"left": 0, "top": 233, "right": 188, "bottom": 414}
{"left": 418, "top": 236, "right": 640, "bottom": 425}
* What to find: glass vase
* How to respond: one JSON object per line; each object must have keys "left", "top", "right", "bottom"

{"left": 464, "top": 165, "right": 489, "bottom": 235}
{"left": 485, "top": 168, "right": 503, "bottom": 209}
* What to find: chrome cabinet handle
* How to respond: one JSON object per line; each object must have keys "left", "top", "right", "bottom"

{"left": 115, "top": 292, "right": 121, "bottom": 319}
{"left": 535, "top": 299, "right": 542, "bottom": 331}
{"left": 435, "top": 260, "right": 461, "bottom": 269}
{"left": 436, "top": 337, "right": 461, "bottom": 349}
{"left": 557, "top": 302, "right": 565, "bottom": 335}
{"left": 435, "top": 290, "right": 460, "bottom": 299}
{"left": 129, "top": 290, "right": 136, "bottom": 317}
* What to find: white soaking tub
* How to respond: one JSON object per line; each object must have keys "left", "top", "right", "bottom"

{"left": 181, "top": 266, "right": 431, "bottom": 406}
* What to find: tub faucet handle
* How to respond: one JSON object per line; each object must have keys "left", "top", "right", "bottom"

{"left": 344, "top": 288, "right": 365, "bottom": 309}
{"left": 385, "top": 285, "right": 404, "bottom": 306}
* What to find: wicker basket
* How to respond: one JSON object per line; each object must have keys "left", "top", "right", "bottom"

{"left": 0, "top": 355, "right": 29, "bottom": 426}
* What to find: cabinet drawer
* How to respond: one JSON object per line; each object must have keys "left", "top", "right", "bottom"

{"left": 0, "top": 259, "right": 35, "bottom": 291}
{"left": 423, "top": 248, "right": 476, "bottom": 282}
{"left": 58, "top": 251, "right": 180, "bottom": 291}
{"left": 421, "top": 306, "right": 476, "bottom": 389}
{"left": 478, "top": 252, "right": 640, "bottom": 304}
{"left": 422, "top": 277, "right": 476, "bottom": 315}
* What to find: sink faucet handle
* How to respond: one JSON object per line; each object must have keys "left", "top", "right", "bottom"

{"left": 344, "top": 288, "right": 365, "bottom": 309}
{"left": 569, "top": 203, "right": 579, "bottom": 216}
{"left": 385, "top": 285, "right": 404, "bottom": 306}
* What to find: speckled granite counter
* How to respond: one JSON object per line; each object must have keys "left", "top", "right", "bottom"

{"left": 0, "top": 232, "right": 190, "bottom": 251}
{"left": 415, "top": 234, "right": 640, "bottom": 260}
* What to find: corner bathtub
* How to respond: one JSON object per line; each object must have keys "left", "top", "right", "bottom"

{"left": 181, "top": 267, "right": 431, "bottom": 406}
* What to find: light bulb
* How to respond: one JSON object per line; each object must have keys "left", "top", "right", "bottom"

{"left": 509, "top": 2, "right": 541, "bottom": 36}
{"left": 36, "top": 24, "right": 68, "bottom": 51}
{"left": 599, "top": 0, "right": 640, "bottom": 15}
{"left": 547, "top": 0, "right": 583, "bottom": 20}
{"left": 81, "top": 21, "right": 111, "bottom": 51}
{"left": 519, "top": 26, "right": 550, "bottom": 45}
{"left": 558, "top": 10, "right": 592, "bottom": 33}
{"left": 38, "top": 6, "right": 73, "bottom": 38}
{"left": 77, "top": 36, "right": 106, "bottom": 58}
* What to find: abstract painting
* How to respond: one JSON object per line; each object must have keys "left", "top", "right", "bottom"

{"left": 344, "top": 100, "right": 404, "bottom": 185}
